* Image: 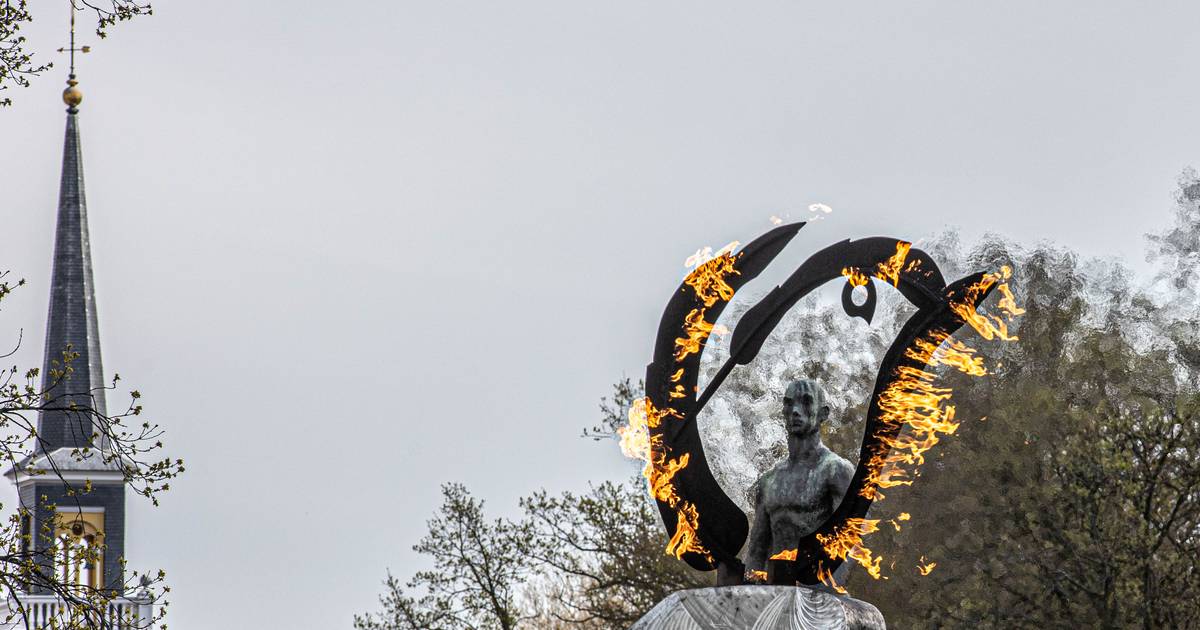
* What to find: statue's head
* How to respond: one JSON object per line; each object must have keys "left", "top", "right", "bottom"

{"left": 783, "top": 379, "right": 829, "bottom": 437}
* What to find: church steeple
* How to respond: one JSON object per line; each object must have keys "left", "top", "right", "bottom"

{"left": 2, "top": 17, "right": 131, "bottom": 596}
{"left": 36, "top": 69, "right": 107, "bottom": 452}
{"left": 37, "top": 5, "right": 105, "bottom": 453}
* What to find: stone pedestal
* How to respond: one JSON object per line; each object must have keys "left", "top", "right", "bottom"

{"left": 630, "top": 585, "right": 885, "bottom": 630}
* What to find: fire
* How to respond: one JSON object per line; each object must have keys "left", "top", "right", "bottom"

{"left": 623, "top": 243, "right": 746, "bottom": 562}
{"left": 749, "top": 569, "right": 768, "bottom": 582}
{"left": 769, "top": 548, "right": 798, "bottom": 561}
{"left": 618, "top": 399, "right": 686, "bottom": 507}
{"left": 875, "top": 241, "right": 912, "bottom": 287}
{"left": 888, "top": 512, "right": 911, "bottom": 531}
{"left": 672, "top": 250, "right": 743, "bottom": 362}
{"left": 817, "top": 561, "right": 848, "bottom": 594}
{"left": 917, "top": 557, "right": 937, "bottom": 576}
{"left": 841, "top": 267, "right": 870, "bottom": 288}
{"left": 826, "top": 264, "right": 1024, "bottom": 586}
{"left": 648, "top": 453, "right": 690, "bottom": 502}
{"left": 905, "top": 332, "right": 987, "bottom": 377}
{"left": 816, "top": 518, "right": 884, "bottom": 579}
{"left": 950, "top": 265, "right": 1021, "bottom": 341}
{"left": 618, "top": 397, "right": 668, "bottom": 461}
{"left": 995, "top": 267, "right": 1025, "bottom": 318}
{"left": 859, "top": 365, "right": 959, "bottom": 500}
{"left": 674, "top": 308, "right": 715, "bottom": 362}
{"left": 684, "top": 250, "right": 741, "bottom": 306}
{"left": 619, "top": 397, "right": 712, "bottom": 561}
{"left": 666, "top": 501, "right": 708, "bottom": 559}
{"left": 841, "top": 240, "right": 913, "bottom": 290}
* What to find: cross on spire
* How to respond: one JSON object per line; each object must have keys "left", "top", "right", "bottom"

{"left": 56, "top": 3, "right": 91, "bottom": 76}
{"left": 57, "top": 3, "right": 89, "bottom": 112}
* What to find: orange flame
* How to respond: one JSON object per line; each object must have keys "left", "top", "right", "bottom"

{"left": 841, "top": 267, "right": 870, "bottom": 288}
{"left": 673, "top": 308, "right": 715, "bottom": 362}
{"left": 769, "top": 548, "right": 799, "bottom": 561}
{"left": 684, "top": 249, "right": 741, "bottom": 306}
{"left": 951, "top": 265, "right": 1021, "bottom": 341}
{"left": 666, "top": 501, "right": 708, "bottom": 559}
{"left": 648, "top": 453, "right": 690, "bottom": 504}
{"left": 625, "top": 243, "right": 745, "bottom": 563}
{"left": 817, "top": 561, "right": 848, "bottom": 594}
{"left": 888, "top": 512, "right": 912, "bottom": 531}
{"left": 618, "top": 397, "right": 711, "bottom": 561}
{"left": 833, "top": 266, "right": 1024, "bottom": 587}
{"left": 859, "top": 365, "right": 959, "bottom": 500}
{"left": 816, "top": 518, "right": 884, "bottom": 580}
{"left": 675, "top": 249, "right": 742, "bottom": 360}
{"left": 748, "top": 569, "right": 768, "bottom": 582}
{"left": 995, "top": 267, "right": 1025, "bottom": 319}
{"left": 875, "top": 241, "right": 912, "bottom": 287}
{"left": 905, "top": 332, "right": 988, "bottom": 377}
{"left": 617, "top": 397, "right": 675, "bottom": 461}
{"left": 840, "top": 240, "right": 912, "bottom": 291}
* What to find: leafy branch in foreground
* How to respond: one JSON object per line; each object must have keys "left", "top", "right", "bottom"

{"left": 0, "top": 0, "right": 152, "bottom": 106}
{"left": 0, "top": 272, "right": 183, "bottom": 629}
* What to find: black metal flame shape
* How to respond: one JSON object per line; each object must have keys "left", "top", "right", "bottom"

{"left": 643, "top": 221, "right": 997, "bottom": 582}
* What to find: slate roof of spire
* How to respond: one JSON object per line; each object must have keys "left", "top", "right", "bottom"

{"left": 36, "top": 107, "right": 108, "bottom": 453}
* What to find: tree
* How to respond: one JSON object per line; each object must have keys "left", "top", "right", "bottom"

{"left": 356, "top": 475, "right": 710, "bottom": 630}
{"left": 1, "top": 0, "right": 151, "bottom": 106}
{"left": 854, "top": 175, "right": 1200, "bottom": 629}
{"left": 354, "top": 484, "right": 534, "bottom": 630}
{"left": 0, "top": 272, "right": 184, "bottom": 629}
{"left": 521, "top": 479, "right": 709, "bottom": 628}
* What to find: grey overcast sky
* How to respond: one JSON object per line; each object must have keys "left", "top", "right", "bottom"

{"left": 1, "top": 1, "right": 1198, "bottom": 628}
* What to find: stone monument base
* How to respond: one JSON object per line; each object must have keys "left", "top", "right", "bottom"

{"left": 630, "top": 585, "right": 885, "bottom": 630}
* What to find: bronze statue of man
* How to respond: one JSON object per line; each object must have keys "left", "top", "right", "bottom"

{"left": 745, "top": 379, "right": 855, "bottom": 579}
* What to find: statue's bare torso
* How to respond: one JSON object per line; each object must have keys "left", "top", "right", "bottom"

{"left": 752, "top": 447, "right": 854, "bottom": 557}
{"left": 744, "top": 380, "right": 855, "bottom": 576}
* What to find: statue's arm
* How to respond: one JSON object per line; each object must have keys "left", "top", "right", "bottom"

{"left": 745, "top": 479, "right": 771, "bottom": 575}
{"left": 828, "top": 456, "right": 856, "bottom": 513}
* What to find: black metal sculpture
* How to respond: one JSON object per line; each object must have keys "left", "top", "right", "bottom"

{"left": 642, "top": 221, "right": 999, "bottom": 586}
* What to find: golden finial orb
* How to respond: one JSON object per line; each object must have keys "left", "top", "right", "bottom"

{"left": 62, "top": 78, "right": 83, "bottom": 108}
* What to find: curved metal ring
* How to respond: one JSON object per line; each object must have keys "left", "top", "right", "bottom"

{"left": 643, "top": 223, "right": 996, "bottom": 580}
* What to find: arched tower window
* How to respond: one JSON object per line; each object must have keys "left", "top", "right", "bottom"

{"left": 54, "top": 510, "right": 105, "bottom": 590}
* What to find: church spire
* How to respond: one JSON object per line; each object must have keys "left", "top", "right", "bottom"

{"left": 37, "top": 6, "right": 105, "bottom": 453}
{"left": 2, "top": 12, "right": 132, "bottom": 598}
